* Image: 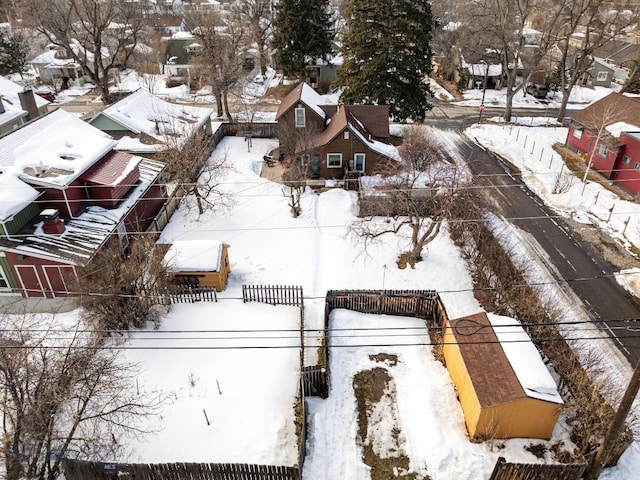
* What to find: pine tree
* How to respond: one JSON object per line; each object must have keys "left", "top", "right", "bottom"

{"left": 0, "top": 29, "right": 28, "bottom": 76}
{"left": 335, "top": 0, "right": 435, "bottom": 122}
{"left": 272, "top": 0, "right": 335, "bottom": 78}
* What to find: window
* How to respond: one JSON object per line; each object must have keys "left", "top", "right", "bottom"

{"left": 301, "top": 154, "right": 310, "bottom": 167}
{"left": 597, "top": 143, "right": 609, "bottom": 158}
{"left": 295, "top": 106, "right": 305, "bottom": 127}
{"left": 344, "top": 131, "right": 350, "bottom": 140}
{"left": 635, "top": 162, "right": 640, "bottom": 172}
{"left": 353, "top": 153, "right": 365, "bottom": 172}
{"left": 573, "top": 127, "right": 583, "bottom": 139}
{"left": 596, "top": 71, "right": 609, "bottom": 82}
{"left": 0, "top": 265, "right": 9, "bottom": 290}
{"left": 327, "top": 153, "right": 342, "bottom": 168}
{"left": 622, "top": 155, "right": 632, "bottom": 165}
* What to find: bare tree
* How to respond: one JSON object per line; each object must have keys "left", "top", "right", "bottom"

{"left": 158, "top": 131, "right": 231, "bottom": 217}
{"left": 183, "top": 7, "right": 251, "bottom": 120}
{"left": 75, "top": 235, "right": 171, "bottom": 331}
{"left": 466, "top": 0, "right": 565, "bottom": 121}
{"left": 21, "top": 0, "right": 150, "bottom": 104}
{"left": 281, "top": 158, "right": 308, "bottom": 218}
{"left": 351, "top": 126, "right": 463, "bottom": 268}
{"left": 237, "top": 0, "right": 272, "bottom": 76}
{"left": 0, "top": 313, "right": 162, "bottom": 480}
{"left": 553, "top": 0, "right": 636, "bottom": 123}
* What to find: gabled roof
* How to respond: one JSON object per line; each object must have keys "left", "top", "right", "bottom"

{"left": 311, "top": 105, "right": 399, "bottom": 160}
{"left": 449, "top": 312, "right": 562, "bottom": 407}
{"left": 0, "top": 109, "right": 116, "bottom": 189}
{"left": 0, "top": 174, "right": 40, "bottom": 222}
{"left": 572, "top": 93, "right": 640, "bottom": 134}
{"left": 275, "top": 82, "right": 327, "bottom": 121}
{"left": 90, "top": 88, "right": 213, "bottom": 150}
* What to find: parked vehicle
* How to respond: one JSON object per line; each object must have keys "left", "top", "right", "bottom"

{"left": 526, "top": 84, "right": 548, "bottom": 99}
{"left": 34, "top": 90, "right": 55, "bottom": 102}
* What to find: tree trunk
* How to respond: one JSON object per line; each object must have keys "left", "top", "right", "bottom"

{"left": 223, "top": 90, "right": 233, "bottom": 122}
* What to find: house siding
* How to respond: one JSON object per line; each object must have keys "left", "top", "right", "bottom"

{"left": 0, "top": 254, "right": 18, "bottom": 292}
{"left": 318, "top": 133, "right": 392, "bottom": 178}
{"left": 0, "top": 203, "right": 40, "bottom": 237}
{"left": 6, "top": 252, "right": 76, "bottom": 298}
{"left": 124, "top": 183, "right": 167, "bottom": 234}
{"left": 615, "top": 133, "right": 640, "bottom": 195}
{"left": 40, "top": 180, "right": 88, "bottom": 218}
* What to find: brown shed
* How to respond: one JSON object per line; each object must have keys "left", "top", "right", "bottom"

{"left": 163, "top": 240, "right": 230, "bottom": 292}
{"left": 443, "top": 312, "right": 563, "bottom": 441}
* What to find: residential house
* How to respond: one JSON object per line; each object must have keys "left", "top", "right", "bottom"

{"left": 88, "top": 88, "right": 214, "bottom": 155}
{"left": 443, "top": 312, "right": 563, "bottom": 440}
{"left": 162, "top": 239, "right": 231, "bottom": 292}
{"left": 579, "top": 58, "right": 615, "bottom": 88}
{"left": 275, "top": 82, "right": 399, "bottom": 180}
{"left": 565, "top": 92, "right": 640, "bottom": 195}
{"left": 30, "top": 41, "right": 108, "bottom": 88}
{"left": 464, "top": 62, "right": 503, "bottom": 91}
{"left": 162, "top": 32, "right": 204, "bottom": 88}
{"left": 0, "top": 109, "right": 168, "bottom": 298}
{"left": 0, "top": 77, "right": 50, "bottom": 135}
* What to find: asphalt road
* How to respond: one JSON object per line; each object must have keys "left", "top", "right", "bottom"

{"left": 426, "top": 103, "right": 640, "bottom": 366}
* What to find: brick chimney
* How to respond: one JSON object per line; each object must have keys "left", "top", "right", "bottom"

{"left": 40, "top": 209, "right": 65, "bottom": 235}
{"left": 18, "top": 88, "right": 39, "bottom": 121}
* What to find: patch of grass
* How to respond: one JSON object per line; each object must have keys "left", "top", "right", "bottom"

{"left": 352, "top": 367, "right": 432, "bottom": 480}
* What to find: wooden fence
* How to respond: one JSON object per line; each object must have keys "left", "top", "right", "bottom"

{"left": 325, "top": 289, "right": 443, "bottom": 321}
{"left": 152, "top": 285, "right": 218, "bottom": 304}
{"left": 302, "top": 365, "right": 328, "bottom": 399}
{"left": 242, "top": 284, "right": 304, "bottom": 307}
{"left": 62, "top": 459, "right": 299, "bottom": 480}
{"left": 488, "top": 457, "right": 586, "bottom": 480}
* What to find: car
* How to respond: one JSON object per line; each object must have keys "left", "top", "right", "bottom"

{"left": 34, "top": 90, "right": 56, "bottom": 102}
{"left": 526, "top": 84, "right": 548, "bottom": 99}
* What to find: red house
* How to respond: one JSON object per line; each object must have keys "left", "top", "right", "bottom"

{"left": 565, "top": 92, "right": 640, "bottom": 195}
{"left": 275, "top": 82, "right": 399, "bottom": 179}
{"left": 0, "top": 109, "right": 169, "bottom": 298}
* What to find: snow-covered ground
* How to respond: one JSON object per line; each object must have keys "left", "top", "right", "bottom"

{"left": 4, "top": 72, "right": 639, "bottom": 478}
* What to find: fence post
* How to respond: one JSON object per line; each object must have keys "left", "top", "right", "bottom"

{"left": 539, "top": 147, "right": 544, "bottom": 162}
{"left": 623, "top": 216, "right": 631, "bottom": 236}
{"left": 607, "top": 204, "right": 615, "bottom": 223}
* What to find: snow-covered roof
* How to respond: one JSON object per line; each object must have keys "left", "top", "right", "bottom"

{"left": 164, "top": 240, "right": 225, "bottom": 272}
{"left": 93, "top": 88, "right": 214, "bottom": 149}
{"left": 488, "top": 314, "right": 563, "bottom": 405}
{"left": 0, "top": 173, "right": 40, "bottom": 222}
{"left": 0, "top": 109, "right": 116, "bottom": 188}
{"left": 0, "top": 157, "right": 164, "bottom": 265}
{"left": 299, "top": 83, "right": 327, "bottom": 120}
{"left": 605, "top": 121, "right": 640, "bottom": 138}
{"left": 467, "top": 63, "right": 503, "bottom": 77}
{"left": 0, "top": 76, "right": 49, "bottom": 109}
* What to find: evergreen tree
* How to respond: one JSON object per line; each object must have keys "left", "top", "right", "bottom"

{"left": 335, "top": 0, "right": 435, "bottom": 122}
{"left": 0, "top": 29, "right": 28, "bottom": 76}
{"left": 272, "top": 0, "right": 335, "bottom": 78}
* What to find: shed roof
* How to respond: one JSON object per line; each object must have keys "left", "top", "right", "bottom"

{"left": 80, "top": 150, "right": 141, "bottom": 186}
{"left": 163, "top": 240, "right": 225, "bottom": 272}
{"left": 449, "top": 312, "right": 562, "bottom": 407}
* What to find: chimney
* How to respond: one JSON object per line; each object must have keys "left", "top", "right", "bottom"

{"left": 18, "top": 88, "right": 39, "bottom": 121}
{"left": 40, "top": 209, "right": 66, "bottom": 235}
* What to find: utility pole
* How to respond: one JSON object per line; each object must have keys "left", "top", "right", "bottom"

{"left": 585, "top": 360, "right": 640, "bottom": 480}
{"left": 478, "top": 60, "right": 489, "bottom": 123}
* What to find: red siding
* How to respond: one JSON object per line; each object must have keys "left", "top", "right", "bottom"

{"left": 614, "top": 133, "right": 640, "bottom": 195}
{"left": 565, "top": 122, "right": 593, "bottom": 156}
{"left": 6, "top": 251, "right": 76, "bottom": 298}
{"left": 124, "top": 183, "right": 167, "bottom": 234}
{"left": 40, "top": 179, "right": 87, "bottom": 217}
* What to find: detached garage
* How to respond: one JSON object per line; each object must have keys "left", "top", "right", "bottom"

{"left": 443, "top": 312, "right": 563, "bottom": 441}
{"left": 163, "top": 240, "right": 230, "bottom": 292}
